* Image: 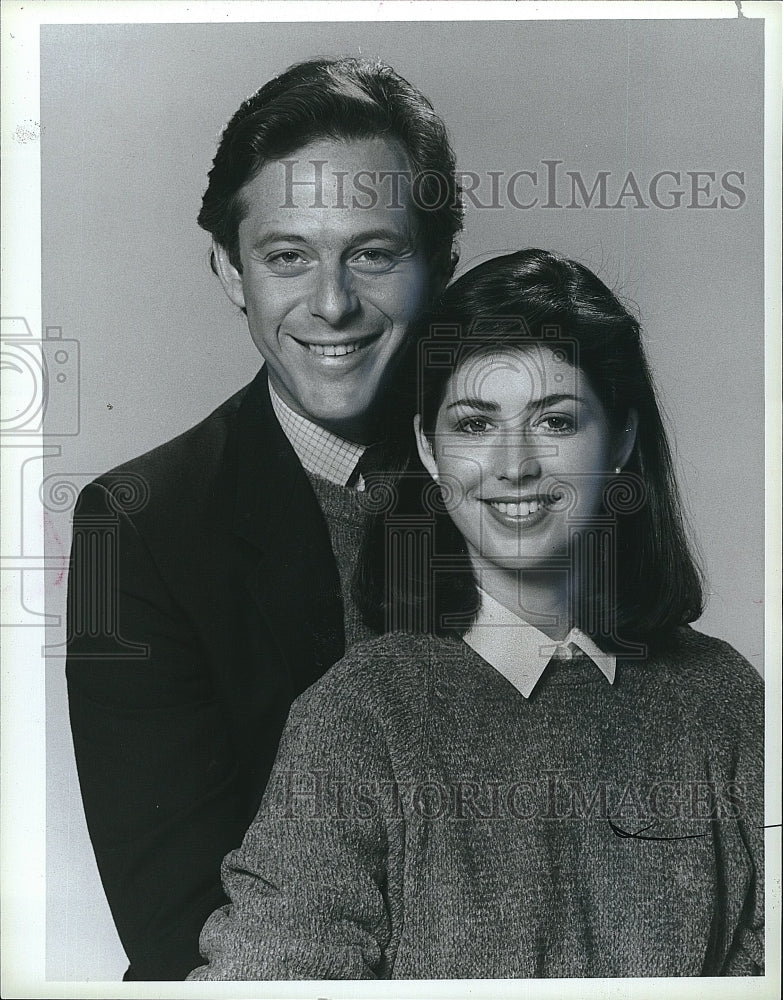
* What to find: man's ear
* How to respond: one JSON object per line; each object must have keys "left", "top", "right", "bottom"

{"left": 212, "top": 240, "right": 246, "bottom": 310}
{"left": 414, "top": 414, "right": 439, "bottom": 481}
{"left": 614, "top": 408, "right": 639, "bottom": 470}
{"left": 425, "top": 247, "right": 458, "bottom": 306}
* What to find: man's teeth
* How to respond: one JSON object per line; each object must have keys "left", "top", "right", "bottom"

{"left": 307, "top": 341, "right": 362, "bottom": 357}
{"left": 489, "top": 499, "right": 547, "bottom": 516}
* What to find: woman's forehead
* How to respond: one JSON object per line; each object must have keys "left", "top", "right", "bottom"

{"left": 442, "top": 345, "right": 586, "bottom": 404}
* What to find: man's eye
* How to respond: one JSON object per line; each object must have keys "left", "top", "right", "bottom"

{"left": 266, "top": 250, "right": 310, "bottom": 270}
{"left": 351, "top": 249, "right": 394, "bottom": 270}
{"left": 456, "top": 416, "right": 491, "bottom": 435}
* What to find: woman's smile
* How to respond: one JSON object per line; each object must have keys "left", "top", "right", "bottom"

{"left": 416, "top": 344, "right": 618, "bottom": 574}
{"left": 479, "top": 490, "right": 567, "bottom": 528}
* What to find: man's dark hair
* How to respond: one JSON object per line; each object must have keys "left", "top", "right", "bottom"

{"left": 356, "top": 248, "right": 705, "bottom": 649}
{"left": 198, "top": 57, "right": 462, "bottom": 283}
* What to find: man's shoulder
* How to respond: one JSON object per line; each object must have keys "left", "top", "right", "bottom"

{"left": 76, "top": 376, "right": 267, "bottom": 523}
{"left": 105, "top": 383, "right": 248, "bottom": 481}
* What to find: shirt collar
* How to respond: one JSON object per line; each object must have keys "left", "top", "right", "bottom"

{"left": 268, "top": 379, "right": 366, "bottom": 488}
{"left": 463, "top": 588, "right": 616, "bottom": 698}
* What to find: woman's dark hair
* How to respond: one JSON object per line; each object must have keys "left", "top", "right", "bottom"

{"left": 198, "top": 57, "right": 462, "bottom": 284}
{"left": 356, "top": 248, "right": 704, "bottom": 649}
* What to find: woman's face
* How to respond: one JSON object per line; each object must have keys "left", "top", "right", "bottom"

{"left": 415, "top": 345, "right": 635, "bottom": 574}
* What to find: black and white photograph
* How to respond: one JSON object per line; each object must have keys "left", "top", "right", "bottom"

{"left": 1, "top": 1, "right": 780, "bottom": 997}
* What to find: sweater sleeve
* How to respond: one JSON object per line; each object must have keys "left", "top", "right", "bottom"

{"left": 719, "top": 650, "right": 765, "bottom": 975}
{"left": 187, "top": 668, "right": 402, "bottom": 980}
{"left": 678, "top": 633, "right": 766, "bottom": 976}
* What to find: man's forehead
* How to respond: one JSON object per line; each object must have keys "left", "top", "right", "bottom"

{"left": 275, "top": 133, "right": 412, "bottom": 176}
{"left": 237, "top": 134, "right": 417, "bottom": 224}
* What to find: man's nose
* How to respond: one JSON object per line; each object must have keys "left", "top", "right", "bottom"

{"left": 308, "top": 263, "right": 359, "bottom": 326}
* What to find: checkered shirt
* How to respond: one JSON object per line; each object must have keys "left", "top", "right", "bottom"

{"left": 268, "top": 379, "right": 366, "bottom": 488}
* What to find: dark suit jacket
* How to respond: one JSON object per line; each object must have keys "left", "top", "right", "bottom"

{"left": 66, "top": 368, "right": 352, "bottom": 980}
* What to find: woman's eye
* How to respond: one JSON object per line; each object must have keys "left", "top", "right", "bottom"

{"left": 539, "top": 414, "right": 575, "bottom": 434}
{"left": 457, "top": 416, "right": 491, "bottom": 435}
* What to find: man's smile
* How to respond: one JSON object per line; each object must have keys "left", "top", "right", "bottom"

{"left": 291, "top": 332, "right": 383, "bottom": 363}
{"left": 290, "top": 331, "right": 384, "bottom": 359}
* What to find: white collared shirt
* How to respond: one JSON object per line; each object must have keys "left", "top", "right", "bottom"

{"left": 463, "top": 588, "right": 616, "bottom": 698}
{"left": 268, "top": 380, "right": 366, "bottom": 488}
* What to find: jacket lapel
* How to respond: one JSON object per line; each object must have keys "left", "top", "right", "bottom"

{"left": 221, "top": 368, "right": 346, "bottom": 688}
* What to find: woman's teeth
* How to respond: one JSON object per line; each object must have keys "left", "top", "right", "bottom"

{"left": 307, "top": 341, "right": 362, "bottom": 357}
{"left": 489, "top": 499, "right": 546, "bottom": 516}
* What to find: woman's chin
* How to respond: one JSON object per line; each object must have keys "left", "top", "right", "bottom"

{"left": 472, "top": 551, "right": 564, "bottom": 574}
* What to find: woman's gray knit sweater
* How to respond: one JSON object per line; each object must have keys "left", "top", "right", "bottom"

{"left": 189, "top": 627, "right": 764, "bottom": 980}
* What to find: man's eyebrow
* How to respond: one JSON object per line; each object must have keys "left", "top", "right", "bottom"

{"left": 251, "top": 231, "right": 309, "bottom": 248}
{"left": 345, "top": 228, "right": 412, "bottom": 245}
{"left": 445, "top": 393, "right": 585, "bottom": 413}
{"left": 252, "top": 227, "right": 412, "bottom": 249}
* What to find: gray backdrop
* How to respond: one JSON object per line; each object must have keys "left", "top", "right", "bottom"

{"left": 42, "top": 18, "right": 765, "bottom": 980}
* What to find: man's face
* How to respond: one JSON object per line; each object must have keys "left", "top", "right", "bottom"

{"left": 217, "top": 136, "right": 431, "bottom": 441}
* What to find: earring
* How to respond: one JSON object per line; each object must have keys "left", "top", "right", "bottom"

{"left": 614, "top": 466, "right": 622, "bottom": 474}
{"left": 432, "top": 472, "right": 440, "bottom": 482}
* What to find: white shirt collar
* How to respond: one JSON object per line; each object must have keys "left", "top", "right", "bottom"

{"left": 268, "top": 379, "right": 366, "bottom": 488}
{"left": 463, "top": 588, "right": 616, "bottom": 698}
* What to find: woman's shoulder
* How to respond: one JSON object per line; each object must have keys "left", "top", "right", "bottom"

{"left": 293, "top": 632, "right": 462, "bottom": 718}
{"left": 651, "top": 625, "right": 763, "bottom": 732}
{"left": 661, "top": 625, "right": 762, "bottom": 688}
{"left": 329, "top": 631, "right": 463, "bottom": 691}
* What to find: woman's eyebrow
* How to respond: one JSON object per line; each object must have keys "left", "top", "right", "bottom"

{"left": 531, "top": 393, "right": 586, "bottom": 409}
{"left": 445, "top": 392, "right": 585, "bottom": 413}
{"left": 445, "top": 397, "right": 501, "bottom": 413}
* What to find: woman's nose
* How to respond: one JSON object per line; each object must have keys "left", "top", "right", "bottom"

{"left": 308, "top": 263, "right": 359, "bottom": 327}
{"left": 494, "top": 435, "right": 544, "bottom": 482}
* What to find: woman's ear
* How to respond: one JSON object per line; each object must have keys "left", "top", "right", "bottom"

{"left": 212, "top": 239, "right": 246, "bottom": 310}
{"left": 614, "top": 408, "right": 639, "bottom": 471}
{"left": 414, "top": 414, "right": 439, "bottom": 481}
